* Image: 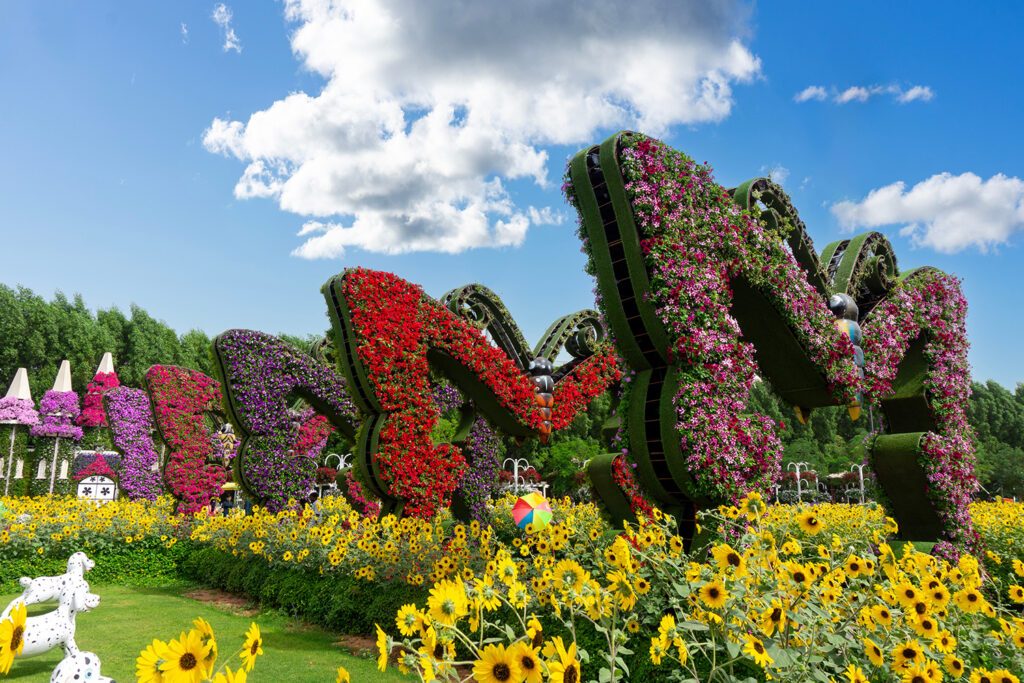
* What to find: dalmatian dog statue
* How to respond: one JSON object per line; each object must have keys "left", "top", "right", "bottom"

{"left": 0, "top": 552, "right": 95, "bottom": 621}
{"left": 18, "top": 576, "right": 100, "bottom": 660}
{"left": 50, "top": 651, "right": 114, "bottom": 683}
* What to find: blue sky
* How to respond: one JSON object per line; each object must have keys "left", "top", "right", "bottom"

{"left": 1, "top": 1, "right": 1021, "bottom": 387}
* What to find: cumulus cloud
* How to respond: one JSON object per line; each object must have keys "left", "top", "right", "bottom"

{"left": 835, "top": 86, "right": 874, "bottom": 104}
{"left": 203, "top": 0, "right": 761, "bottom": 257}
{"left": 761, "top": 164, "right": 790, "bottom": 185}
{"left": 212, "top": 3, "right": 241, "bottom": 53}
{"left": 793, "top": 85, "right": 827, "bottom": 103}
{"left": 794, "top": 83, "right": 934, "bottom": 105}
{"left": 831, "top": 172, "right": 1024, "bottom": 253}
{"left": 896, "top": 85, "right": 934, "bottom": 103}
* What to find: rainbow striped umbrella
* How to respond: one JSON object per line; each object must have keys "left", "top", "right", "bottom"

{"left": 512, "top": 492, "right": 552, "bottom": 532}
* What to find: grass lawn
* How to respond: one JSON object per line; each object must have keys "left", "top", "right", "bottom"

{"left": 1, "top": 583, "right": 411, "bottom": 682}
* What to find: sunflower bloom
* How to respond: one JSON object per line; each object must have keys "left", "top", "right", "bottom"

{"left": 0, "top": 602, "right": 27, "bottom": 675}
{"left": 158, "top": 630, "right": 211, "bottom": 683}
{"left": 547, "top": 636, "right": 582, "bottom": 683}
{"left": 892, "top": 639, "right": 923, "bottom": 670}
{"left": 510, "top": 641, "right": 543, "bottom": 683}
{"left": 741, "top": 634, "right": 773, "bottom": 669}
{"left": 375, "top": 623, "right": 389, "bottom": 672}
{"left": 136, "top": 639, "right": 168, "bottom": 683}
{"left": 212, "top": 666, "right": 247, "bottom": 683}
{"left": 699, "top": 578, "right": 729, "bottom": 609}
{"left": 239, "top": 623, "right": 263, "bottom": 673}
{"left": 473, "top": 643, "right": 522, "bottom": 683}
{"left": 795, "top": 509, "right": 825, "bottom": 535}
{"left": 863, "top": 637, "right": 885, "bottom": 667}
{"left": 844, "top": 664, "right": 869, "bottom": 683}
{"left": 901, "top": 663, "right": 930, "bottom": 683}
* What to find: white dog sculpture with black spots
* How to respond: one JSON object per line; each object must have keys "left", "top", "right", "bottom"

{"left": 18, "top": 575, "right": 100, "bottom": 659}
{"left": 50, "top": 651, "right": 114, "bottom": 683}
{"left": 1, "top": 551, "right": 95, "bottom": 621}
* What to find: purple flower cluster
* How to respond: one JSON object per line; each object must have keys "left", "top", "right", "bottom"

{"left": 215, "top": 329, "right": 358, "bottom": 511}
{"left": 104, "top": 386, "right": 163, "bottom": 500}
{"left": 460, "top": 417, "right": 502, "bottom": 523}
{"left": 432, "top": 381, "right": 502, "bottom": 523}
{"left": 0, "top": 397, "right": 40, "bottom": 426}
{"left": 861, "top": 272, "right": 979, "bottom": 556}
{"left": 30, "top": 390, "right": 83, "bottom": 440}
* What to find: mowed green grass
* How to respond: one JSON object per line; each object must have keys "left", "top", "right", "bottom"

{"left": 1, "top": 584, "right": 410, "bottom": 682}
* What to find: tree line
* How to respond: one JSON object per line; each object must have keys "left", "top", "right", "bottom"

{"left": 1, "top": 283, "right": 1020, "bottom": 497}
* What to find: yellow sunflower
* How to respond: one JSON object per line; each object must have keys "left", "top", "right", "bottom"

{"left": 844, "top": 554, "right": 865, "bottom": 578}
{"left": 989, "top": 669, "right": 1020, "bottom": 683}
{"left": 239, "top": 623, "right": 263, "bottom": 673}
{"left": 943, "top": 654, "right": 964, "bottom": 678}
{"left": 711, "top": 544, "right": 747, "bottom": 577}
{"left": 932, "top": 630, "right": 956, "bottom": 654}
{"left": 795, "top": 509, "right": 824, "bottom": 535}
{"left": 191, "top": 618, "right": 217, "bottom": 674}
{"left": 510, "top": 641, "right": 543, "bottom": 683}
{"left": 526, "top": 615, "right": 544, "bottom": 649}
{"left": 741, "top": 634, "right": 773, "bottom": 669}
{"left": 395, "top": 603, "right": 426, "bottom": 637}
{"left": 136, "top": 639, "right": 168, "bottom": 683}
{"left": 334, "top": 666, "right": 350, "bottom": 683}
{"left": 417, "top": 626, "right": 455, "bottom": 676}
{"left": 0, "top": 602, "right": 27, "bottom": 675}
{"left": 952, "top": 587, "right": 985, "bottom": 613}
{"left": 870, "top": 604, "right": 893, "bottom": 628}
{"left": 901, "top": 663, "right": 930, "bottom": 683}
{"left": 212, "top": 666, "right": 247, "bottom": 683}
{"left": 1008, "top": 585, "right": 1024, "bottom": 604}
{"left": 158, "top": 630, "right": 211, "bottom": 683}
{"left": 892, "top": 639, "right": 923, "bottom": 670}
{"left": 783, "top": 561, "right": 814, "bottom": 588}
{"left": 844, "top": 664, "right": 869, "bottom": 683}
{"left": 698, "top": 578, "right": 729, "bottom": 609}
{"left": 552, "top": 559, "right": 587, "bottom": 593}
{"left": 649, "top": 635, "right": 668, "bottom": 665}
{"left": 605, "top": 570, "right": 637, "bottom": 611}
{"left": 738, "top": 491, "right": 766, "bottom": 520}
{"left": 759, "top": 600, "right": 787, "bottom": 637}
{"left": 427, "top": 578, "right": 469, "bottom": 626}
{"left": 547, "top": 637, "right": 581, "bottom": 683}
{"left": 895, "top": 582, "right": 922, "bottom": 608}
{"left": 863, "top": 637, "right": 885, "bottom": 667}
{"left": 375, "top": 623, "right": 389, "bottom": 672}
{"left": 473, "top": 643, "right": 522, "bottom": 683}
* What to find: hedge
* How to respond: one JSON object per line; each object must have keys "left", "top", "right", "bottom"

{"left": 177, "top": 547, "right": 430, "bottom": 635}
{"left": 0, "top": 538, "right": 195, "bottom": 593}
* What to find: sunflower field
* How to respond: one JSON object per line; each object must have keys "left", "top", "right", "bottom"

{"left": 1, "top": 494, "right": 1024, "bottom": 682}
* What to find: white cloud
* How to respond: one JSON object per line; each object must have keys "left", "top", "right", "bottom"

{"left": 835, "top": 86, "right": 874, "bottom": 104}
{"left": 794, "top": 83, "right": 934, "bottom": 105}
{"left": 212, "top": 3, "right": 241, "bottom": 53}
{"left": 897, "top": 85, "right": 934, "bottom": 103}
{"left": 793, "top": 85, "right": 827, "bottom": 103}
{"left": 831, "top": 172, "right": 1024, "bottom": 253}
{"left": 181, "top": 22, "right": 189, "bottom": 44}
{"left": 527, "top": 206, "right": 564, "bottom": 226}
{"left": 203, "top": 0, "right": 761, "bottom": 257}
{"left": 761, "top": 164, "right": 790, "bottom": 185}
